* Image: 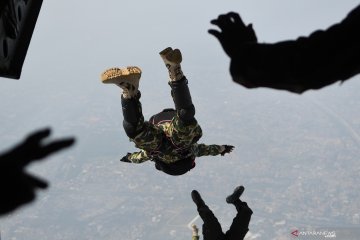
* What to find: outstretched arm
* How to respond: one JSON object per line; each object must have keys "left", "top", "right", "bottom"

{"left": 120, "top": 150, "right": 151, "bottom": 164}
{"left": 209, "top": 9, "right": 360, "bottom": 93}
{"left": 193, "top": 144, "right": 234, "bottom": 157}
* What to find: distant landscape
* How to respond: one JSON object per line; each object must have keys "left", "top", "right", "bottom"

{"left": 1, "top": 75, "right": 360, "bottom": 239}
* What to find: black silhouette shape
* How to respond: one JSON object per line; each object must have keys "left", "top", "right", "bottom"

{"left": 209, "top": 5, "right": 360, "bottom": 93}
{"left": 0, "top": 0, "right": 43, "bottom": 79}
{"left": 191, "top": 186, "right": 252, "bottom": 240}
{"left": 1, "top": 0, "right": 18, "bottom": 39}
{"left": 0, "top": 128, "right": 75, "bottom": 215}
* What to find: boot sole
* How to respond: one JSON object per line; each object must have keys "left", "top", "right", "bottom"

{"left": 167, "top": 49, "right": 182, "bottom": 64}
{"left": 159, "top": 47, "right": 173, "bottom": 57}
{"left": 159, "top": 48, "right": 182, "bottom": 64}
{"left": 101, "top": 66, "right": 141, "bottom": 84}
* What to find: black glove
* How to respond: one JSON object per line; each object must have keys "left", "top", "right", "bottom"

{"left": 221, "top": 145, "right": 234, "bottom": 156}
{"left": 120, "top": 153, "right": 131, "bottom": 163}
{"left": 208, "top": 12, "right": 257, "bottom": 58}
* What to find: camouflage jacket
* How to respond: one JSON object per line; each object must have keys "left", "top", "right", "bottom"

{"left": 128, "top": 109, "right": 225, "bottom": 164}
{"left": 127, "top": 143, "right": 224, "bottom": 164}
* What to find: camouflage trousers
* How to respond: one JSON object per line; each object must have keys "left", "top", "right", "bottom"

{"left": 130, "top": 110, "right": 203, "bottom": 152}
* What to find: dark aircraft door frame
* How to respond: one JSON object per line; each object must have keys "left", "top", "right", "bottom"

{"left": 0, "top": 0, "right": 43, "bottom": 79}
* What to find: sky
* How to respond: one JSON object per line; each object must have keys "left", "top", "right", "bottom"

{"left": 1, "top": 0, "right": 360, "bottom": 239}
{"left": 1, "top": 0, "right": 359, "bottom": 139}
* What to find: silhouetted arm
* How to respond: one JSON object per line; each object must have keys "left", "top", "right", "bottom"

{"left": 0, "top": 128, "right": 75, "bottom": 215}
{"left": 210, "top": 6, "right": 360, "bottom": 93}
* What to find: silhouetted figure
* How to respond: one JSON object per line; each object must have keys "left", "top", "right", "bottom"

{"left": 0, "top": 128, "right": 75, "bottom": 215}
{"left": 209, "top": 5, "right": 360, "bottom": 94}
{"left": 191, "top": 186, "right": 252, "bottom": 240}
{"left": 101, "top": 47, "right": 234, "bottom": 176}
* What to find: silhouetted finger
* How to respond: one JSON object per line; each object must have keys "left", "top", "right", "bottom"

{"left": 39, "top": 138, "right": 75, "bottom": 158}
{"left": 208, "top": 29, "right": 221, "bottom": 39}
{"left": 210, "top": 19, "right": 221, "bottom": 28}
{"left": 26, "top": 128, "right": 51, "bottom": 143}
{"left": 212, "top": 14, "right": 233, "bottom": 29}
{"left": 238, "top": 185, "right": 245, "bottom": 195}
{"left": 25, "top": 173, "right": 48, "bottom": 189}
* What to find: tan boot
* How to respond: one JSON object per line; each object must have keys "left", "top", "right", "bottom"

{"left": 191, "top": 224, "right": 199, "bottom": 237}
{"left": 101, "top": 66, "right": 141, "bottom": 99}
{"left": 159, "top": 47, "right": 184, "bottom": 82}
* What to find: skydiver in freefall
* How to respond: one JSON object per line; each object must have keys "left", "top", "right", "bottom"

{"left": 209, "top": 4, "right": 360, "bottom": 94}
{"left": 100, "top": 47, "right": 234, "bottom": 176}
{"left": 191, "top": 185, "right": 252, "bottom": 240}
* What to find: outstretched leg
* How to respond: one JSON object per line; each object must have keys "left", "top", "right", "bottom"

{"left": 159, "top": 47, "right": 195, "bottom": 124}
{"left": 101, "top": 67, "right": 163, "bottom": 152}
{"left": 225, "top": 186, "right": 253, "bottom": 240}
{"left": 159, "top": 48, "right": 202, "bottom": 147}
{"left": 191, "top": 190, "right": 225, "bottom": 240}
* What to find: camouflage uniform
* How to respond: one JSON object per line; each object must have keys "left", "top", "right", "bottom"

{"left": 119, "top": 75, "right": 229, "bottom": 175}
{"left": 127, "top": 106, "right": 224, "bottom": 164}
{"left": 102, "top": 49, "right": 232, "bottom": 175}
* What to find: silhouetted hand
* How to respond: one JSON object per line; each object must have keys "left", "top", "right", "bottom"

{"left": 209, "top": 12, "right": 257, "bottom": 58}
{"left": 221, "top": 145, "right": 234, "bottom": 156}
{"left": 120, "top": 153, "right": 131, "bottom": 163}
{"left": 0, "top": 128, "right": 75, "bottom": 215}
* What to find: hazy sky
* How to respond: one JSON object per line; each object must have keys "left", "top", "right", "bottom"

{"left": 1, "top": 0, "right": 359, "bottom": 136}
{"left": 1, "top": 1, "right": 360, "bottom": 239}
